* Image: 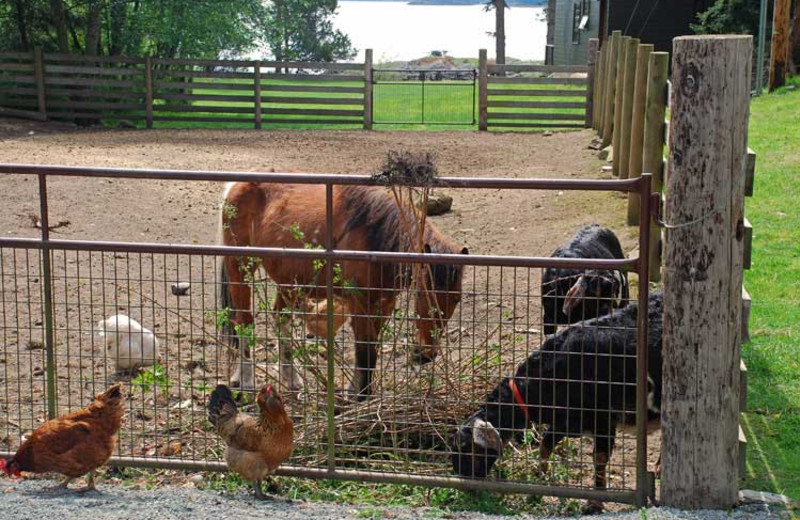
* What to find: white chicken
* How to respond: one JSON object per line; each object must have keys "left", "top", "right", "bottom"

{"left": 96, "top": 315, "right": 160, "bottom": 372}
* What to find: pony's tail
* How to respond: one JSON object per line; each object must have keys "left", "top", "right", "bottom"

{"left": 218, "top": 182, "right": 237, "bottom": 343}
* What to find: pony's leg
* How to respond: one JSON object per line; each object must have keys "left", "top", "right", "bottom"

{"left": 225, "top": 257, "right": 256, "bottom": 391}
{"left": 349, "top": 308, "right": 389, "bottom": 400}
{"left": 274, "top": 290, "right": 304, "bottom": 393}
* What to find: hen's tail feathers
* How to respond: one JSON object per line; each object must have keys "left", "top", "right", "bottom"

{"left": 208, "top": 384, "right": 238, "bottom": 427}
{"left": 98, "top": 382, "right": 124, "bottom": 403}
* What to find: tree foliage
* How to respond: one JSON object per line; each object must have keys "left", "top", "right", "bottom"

{"left": 0, "top": 0, "right": 355, "bottom": 62}
{"left": 263, "top": 0, "right": 355, "bottom": 62}
{"left": 691, "top": 0, "right": 769, "bottom": 36}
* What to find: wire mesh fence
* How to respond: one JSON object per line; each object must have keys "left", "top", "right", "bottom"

{"left": 0, "top": 165, "right": 654, "bottom": 505}
{"left": 372, "top": 69, "right": 476, "bottom": 125}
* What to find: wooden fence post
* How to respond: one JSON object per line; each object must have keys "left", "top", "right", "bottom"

{"left": 626, "top": 43, "right": 654, "bottom": 225}
{"left": 33, "top": 47, "right": 46, "bottom": 118}
{"left": 661, "top": 35, "right": 752, "bottom": 509}
{"left": 585, "top": 38, "right": 599, "bottom": 128}
{"left": 254, "top": 61, "right": 262, "bottom": 130}
{"left": 145, "top": 57, "right": 153, "bottom": 129}
{"left": 478, "top": 49, "right": 488, "bottom": 131}
{"left": 363, "top": 49, "right": 373, "bottom": 130}
{"left": 601, "top": 31, "right": 621, "bottom": 147}
{"left": 594, "top": 47, "right": 604, "bottom": 132}
{"left": 642, "top": 52, "right": 668, "bottom": 281}
{"left": 611, "top": 36, "right": 630, "bottom": 176}
{"left": 598, "top": 43, "right": 609, "bottom": 133}
{"left": 618, "top": 37, "right": 639, "bottom": 179}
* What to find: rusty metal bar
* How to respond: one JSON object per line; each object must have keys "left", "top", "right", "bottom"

{"left": 325, "top": 182, "right": 336, "bottom": 473}
{"left": 99, "top": 455, "right": 638, "bottom": 503}
{"left": 0, "top": 237, "right": 640, "bottom": 271}
{"left": 0, "top": 163, "right": 645, "bottom": 193}
{"left": 37, "top": 174, "right": 57, "bottom": 420}
{"left": 635, "top": 172, "right": 653, "bottom": 507}
{"left": 0, "top": 449, "right": 639, "bottom": 502}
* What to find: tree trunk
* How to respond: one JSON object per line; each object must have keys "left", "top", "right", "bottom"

{"left": 84, "top": 0, "right": 103, "bottom": 56}
{"left": 11, "top": 0, "right": 30, "bottom": 50}
{"left": 50, "top": 0, "right": 70, "bottom": 53}
{"left": 495, "top": 0, "right": 506, "bottom": 65}
{"left": 790, "top": 0, "right": 800, "bottom": 74}
{"left": 769, "top": 0, "right": 791, "bottom": 90}
{"left": 109, "top": 0, "right": 127, "bottom": 56}
{"left": 546, "top": 0, "right": 555, "bottom": 45}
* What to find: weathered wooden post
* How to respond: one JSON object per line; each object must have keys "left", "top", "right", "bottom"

{"left": 145, "top": 57, "right": 153, "bottom": 129}
{"left": 254, "top": 61, "right": 262, "bottom": 130}
{"left": 585, "top": 38, "right": 599, "bottom": 128}
{"left": 33, "top": 47, "right": 46, "bottom": 118}
{"left": 643, "top": 52, "right": 669, "bottom": 281}
{"left": 363, "top": 49, "right": 373, "bottom": 130}
{"left": 478, "top": 49, "right": 488, "bottom": 131}
{"left": 611, "top": 36, "right": 630, "bottom": 176}
{"left": 626, "top": 43, "right": 654, "bottom": 225}
{"left": 661, "top": 35, "right": 752, "bottom": 509}
{"left": 618, "top": 37, "right": 639, "bottom": 179}
{"left": 601, "top": 31, "right": 621, "bottom": 147}
{"left": 594, "top": 47, "right": 604, "bottom": 132}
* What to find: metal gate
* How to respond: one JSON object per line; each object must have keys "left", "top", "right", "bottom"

{"left": 0, "top": 163, "right": 654, "bottom": 507}
{"left": 372, "top": 68, "right": 476, "bottom": 125}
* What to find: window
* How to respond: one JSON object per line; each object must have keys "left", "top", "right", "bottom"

{"left": 572, "top": 0, "right": 591, "bottom": 45}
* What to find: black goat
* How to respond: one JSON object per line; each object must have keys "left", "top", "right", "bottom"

{"left": 541, "top": 225, "right": 629, "bottom": 335}
{"left": 452, "top": 292, "right": 663, "bottom": 512}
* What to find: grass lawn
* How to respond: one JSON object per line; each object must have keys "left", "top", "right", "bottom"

{"left": 740, "top": 76, "right": 800, "bottom": 500}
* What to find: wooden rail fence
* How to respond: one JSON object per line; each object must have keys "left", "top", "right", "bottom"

{"left": 591, "top": 32, "right": 756, "bottom": 506}
{"left": 477, "top": 49, "right": 589, "bottom": 131}
{"left": 0, "top": 50, "right": 368, "bottom": 128}
{"left": 1, "top": 48, "right": 595, "bottom": 132}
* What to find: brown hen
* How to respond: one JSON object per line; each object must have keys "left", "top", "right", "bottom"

{"left": 0, "top": 383, "right": 124, "bottom": 492}
{"left": 208, "top": 384, "right": 294, "bottom": 499}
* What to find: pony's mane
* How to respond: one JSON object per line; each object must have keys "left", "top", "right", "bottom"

{"left": 338, "top": 185, "right": 446, "bottom": 253}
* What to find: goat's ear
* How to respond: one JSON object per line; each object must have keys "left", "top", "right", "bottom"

{"left": 460, "top": 247, "right": 469, "bottom": 255}
{"left": 562, "top": 276, "right": 587, "bottom": 315}
{"left": 423, "top": 243, "right": 432, "bottom": 254}
{"left": 472, "top": 418, "right": 503, "bottom": 453}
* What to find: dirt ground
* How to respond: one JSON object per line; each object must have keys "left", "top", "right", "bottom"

{"left": 0, "top": 118, "right": 657, "bottom": 504}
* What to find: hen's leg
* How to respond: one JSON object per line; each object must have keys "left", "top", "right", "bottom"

{"left": 53, "top": 476, "right": 74, "bottom": 489}
{"left": 253, "top": 479, "right": 277, "bottom": 501}
{"left": 74, "top": 471, "right": 99, "bottom": 493}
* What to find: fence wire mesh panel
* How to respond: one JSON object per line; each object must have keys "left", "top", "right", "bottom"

{"left": 372, "top": 69, "right": 476, "bottom": 125}
{"left": 0, "top": 165, "right": 654, "bottom": 505}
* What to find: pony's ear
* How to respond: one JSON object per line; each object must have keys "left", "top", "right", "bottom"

{"left": 423, "top": 244, "right": 432, "bottom": 254}
{"left": 460, "top": 247, "right": 469, "bottom": 255}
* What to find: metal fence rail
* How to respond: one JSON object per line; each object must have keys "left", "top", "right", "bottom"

{"left": 0, "top": 164, "right": 652, "bottom": 506}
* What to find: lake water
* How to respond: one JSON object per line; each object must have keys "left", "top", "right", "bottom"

{"left": 333, "top": 1, "right": 547, "bottom": 63}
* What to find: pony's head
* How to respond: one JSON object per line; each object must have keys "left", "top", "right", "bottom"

{"left": 413, "top": 242, "right": 468, "bottom": 363}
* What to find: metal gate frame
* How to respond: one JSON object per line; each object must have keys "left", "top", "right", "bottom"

{"left": 0, "top": 163, "right": 653, "bottom": 507}
{"left": 372, "top": 68, "right": 477, "bottom": 126}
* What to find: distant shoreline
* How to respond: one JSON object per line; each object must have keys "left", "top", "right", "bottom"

{"left": 342, "top": 0, "right": 546, "bottom": 6}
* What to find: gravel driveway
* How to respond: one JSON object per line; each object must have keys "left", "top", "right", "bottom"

{"left": 0, "top": 480, "right": 790, "bottom": 520}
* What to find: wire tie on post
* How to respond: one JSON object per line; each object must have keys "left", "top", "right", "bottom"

{"left": 656, "top": 209, "right": 720, "bottom": 230}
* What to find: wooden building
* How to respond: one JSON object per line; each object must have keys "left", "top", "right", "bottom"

{"left": 547, "top": 0, "right": 714, "bottom": 65}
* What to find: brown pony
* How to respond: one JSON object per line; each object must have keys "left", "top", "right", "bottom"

{"left": 218, "top": 181, "right": 468, "bottom": 398}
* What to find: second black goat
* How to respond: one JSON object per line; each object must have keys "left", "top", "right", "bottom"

{"left": 541, "top": 224, "right": 629, "bottom": 335}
